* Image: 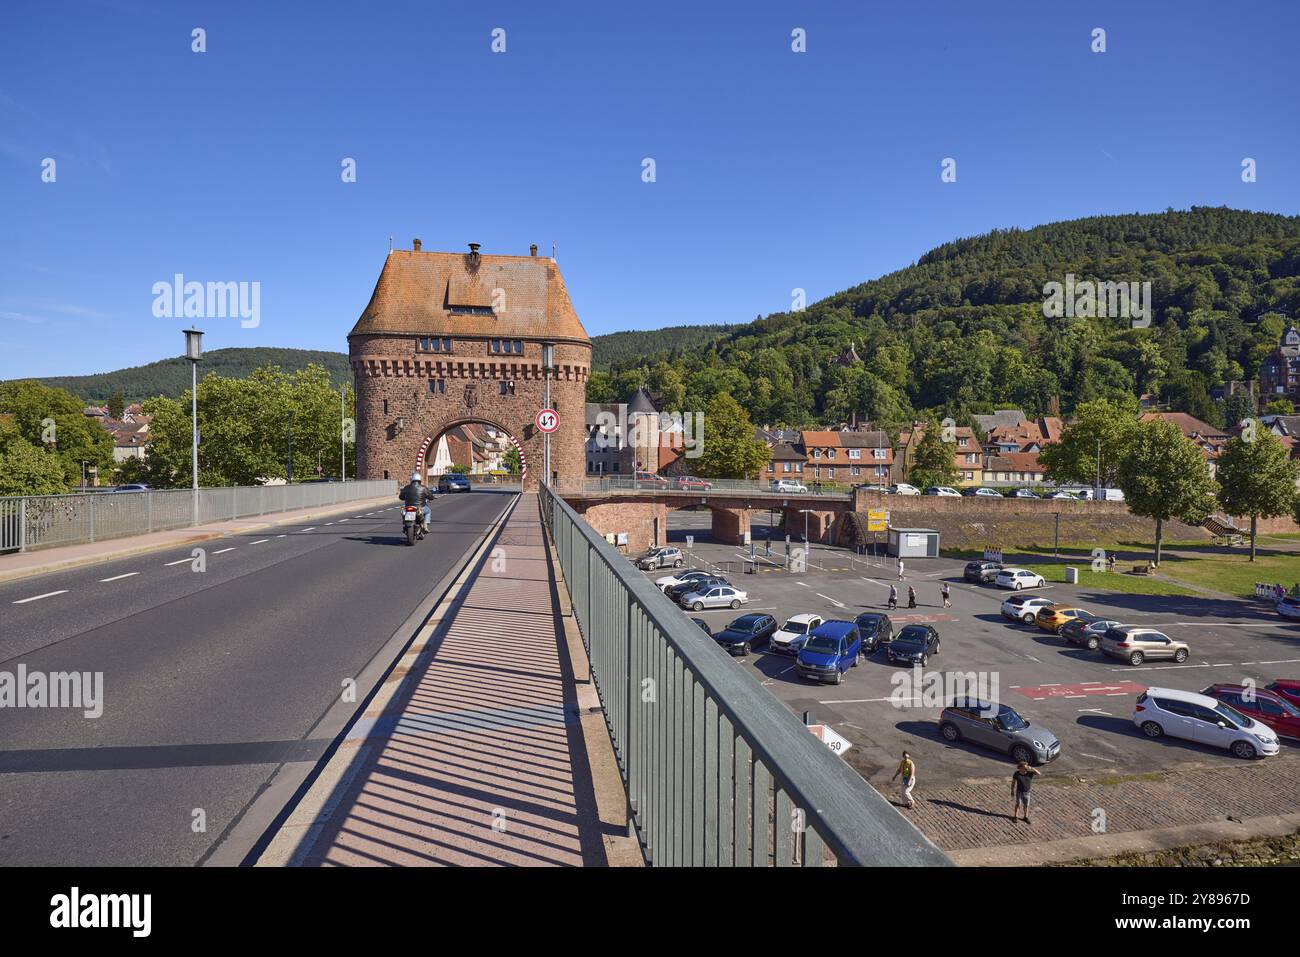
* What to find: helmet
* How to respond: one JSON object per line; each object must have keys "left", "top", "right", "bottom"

{"left": 410, "top": 471, "right": 422, "bottom": 482}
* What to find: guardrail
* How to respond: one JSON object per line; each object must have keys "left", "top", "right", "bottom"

{"left": 539, "top": 483, "right": 949, "bottom": 867}
{"left": 0, "top": 480, "right": 396, "bottom": 554}
{"left": 569, "top": 477, "right": 854, "bottom": 498}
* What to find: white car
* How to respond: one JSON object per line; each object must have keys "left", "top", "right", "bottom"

{"left": 679, "top": 584, "right": 749, "bottom": 611}
{"left": 923, "top": 486, "right": 961, "bottom": 497}
{"left": 995, "top": 568, "right": 1046, "bottom": 590}
{"left": 769, "top": 614, "right": 824, "bottom": 656}
{"left": 1048, "top": 491, "right": 1079, "bottom": 500}
{"left": 890, "top": 483, "right": 921, "bottom": 496}
{"left": 772, "top": 479, "right": 808, "bottom": 494}
{"left": 1000, "top": 595, "right": 1054, "bottom": 623}
{"left": 655, "top": 569, "right": 710, "bottom": 593}
{"left": 1134, "top": 687, "right": 1280, "bottom": 759}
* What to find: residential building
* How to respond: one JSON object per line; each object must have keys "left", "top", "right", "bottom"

{"left": 1259, "top": 325, "right": 1300, "bottom": 407}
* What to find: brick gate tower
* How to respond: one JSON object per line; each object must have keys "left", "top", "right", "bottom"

{"left": 348, "top": 241, "right": 591, "bottom": 491}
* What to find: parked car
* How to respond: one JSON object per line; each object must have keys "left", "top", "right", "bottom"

{"left": 1276, "top": 595, "right": 1300, "bottom": 619}
{"left": 1034, "top": 605, "right": 1094, "bottom": 634}
{"left": 667, "top": 575, "right": 728, "bottom": 603}
{"left": 1267, "top": 680, "right": 1300, "bottom": 709}
{"left": 713, "top": 613, "right": 777, "bottom": 656}
{"left": 795, "top": 620, "right": 863, "bottom": 685}
{"left": 633, "top": 471, "right": 670, "bottom": 486}
{"left": 923, "top": 486, "right": 961, "bottom": 497}
{"left": 963, "top": 487, "right": 1002, "bottom": 497}
{"left": 769, "top": 613, "right": 824, "bottom": 656}
{"left": 1133, "top": 687, "right": 1280, "bottom": 759}
{"left": 771, "top": 478, "right": 808, "bottom": 494}
{"left": 1001, "top": 594, "right": 1055, "bottom": 624}
{"left": 635, "top": 546, "right": 684, "bottom": 570}
{"left": 438, "top": 473, "right": 472, "bottom": 493}
{"left": 963, "top": 560, "right": 1003, "bottom": 584}
{"left": 679, "top": 584, "right": 748, "bottom": 611}
{"left": 111, "top": 483, "right": 150, "bottom": 492}
{"left": 886, "top": 624, "right": 941, "bottom": 666}
{"left": 1047, "top": 490, "right": 1079, "bottom": 500}
{"left": 1201, "top": 684, "right": 1300, "bottom": 740}
{"left": 656, "top": 568, "right": 709, "bottom": 592}
{"left": 1101, "top": 625, "right": 1190, "bottom": 665}
{"left": 1011, "top": 488, "right": 1041, "bottom": 499}
{"left": 853, "top": 612, "right": 894, "bottom": 652}
{"left": 889, "top": 483, "right": 921, "bottom": 496}
{"left": 690, "top": 618, "right": 712, "bottom": 635}
{"left": 939, "top": 699, "right": 1061, "bottom": 766}
{"left": 856, "top": 484, "right": 890, "bottom": 494}
{"left": 674, "top": 476, "right": 713, "bottom": 491}
{"left": 995, "top": 568, "right": 1046, "bottom": 590}
{"left": 1058, "top": 617, "right": 1123, "bottom": 651}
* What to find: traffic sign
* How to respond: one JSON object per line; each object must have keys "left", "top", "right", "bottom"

{"left": 536, "top": 408, "right": 559, "bottom": 434}
{"left": 807, "top": 724, "right": 852, "bottom": 756}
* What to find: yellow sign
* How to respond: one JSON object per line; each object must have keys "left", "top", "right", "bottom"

{"left": 867, "top": 509, "right": 888, "bottom": 532}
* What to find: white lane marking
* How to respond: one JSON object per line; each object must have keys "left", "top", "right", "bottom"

{"left": 1109, "top": 662, "right": 1234, "bottom": 672}
{"left": 816, "top": 593, "right": 846, "bottom": 608}
{"left": 301, "top": 527, "right": 316, "bottom": 532}
{"left": 164, "top": 558, "right": 191, "bottom": 566}
{"left": 817, "top": 696, "right": 895, "bottom": 704}
{"left": 277, "top": 534, "right": 287, "bottom": 538}
{"left": 796, "top": 581, "right": 809, "bottom": 588}
{"left": 212, "top": 547, "right": 236, "bottom": 555}
{"left": 324, "top": 522, "right": 334, "bottom": 526}
{"left": 99, "top": 572, "right": 139, "bottom": 582}
{"left": 13, "top": 590, "right": 69, "bottom": 604}
{"left": 339, "top": 518, "right": 349, "bottom": 522}
{"left": 250, "top": 539, "right": 269, "bottom": 545}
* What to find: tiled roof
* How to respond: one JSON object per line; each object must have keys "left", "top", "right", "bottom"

{"left": 989, "top": 451, "right": 1043, "bottom": 472}
{"left": 836, "top": 430, "right": 890, "bottom": 448}
{"left": 769, "top": 442, "right": 807, "bottom": 461}
{"left": 972, "top": 410, "right": 1026, "bottom": 432}
{"left": 349, "top": 247, "right": 589, "bottom": 342}
{"left": 1140, "top": 411, "right": 1228, "bottom": 439}
{"left": 800, "top": 430, "right": 843, "bottom": 448}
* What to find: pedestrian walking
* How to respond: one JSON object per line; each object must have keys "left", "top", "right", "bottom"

{"left": 1107, "top": 553, "right": 1116, "bottom": 573}
{"left": 1011, "top": 761, "right": 1040, "bottom": 823}
{"left": 897, "top": 559, "right": 905, "bottom": 581}
{"left": 891, "top": 751, "right": 916, "bottom": 809}
{"left": 907, "top": 584, "right": 917, "bottom": 609}
{"left": 887, "top": 584, "right": 898, "bottom": 610}
{"left": 941, "top": 582, "right": 951, "bottom": 608}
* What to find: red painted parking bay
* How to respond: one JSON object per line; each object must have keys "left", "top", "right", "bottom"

{"left": 1012, "top": 680, "right": 1147, "bottom": 700}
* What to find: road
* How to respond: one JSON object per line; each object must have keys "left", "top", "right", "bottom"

{"left": 0, "top": 489, "right": 513, "bottom": 866}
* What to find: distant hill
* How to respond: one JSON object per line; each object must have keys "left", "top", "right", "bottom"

{"left": 590, "top": 324, "right": 734, "bottom": 369}
{"left": 24, "top": 348, "right": 352, "bottom": 403}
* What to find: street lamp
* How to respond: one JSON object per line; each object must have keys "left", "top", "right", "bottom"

{"left": 183, "top": 328, "right": 203, "bottom": 523}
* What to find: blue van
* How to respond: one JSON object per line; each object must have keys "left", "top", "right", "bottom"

{"left": 795, "top": 620, "right": 863, "bottom": 685}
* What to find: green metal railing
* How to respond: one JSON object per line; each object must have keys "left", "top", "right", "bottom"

{"left": 539, "top": 484, "right": 950, "bottom": 867}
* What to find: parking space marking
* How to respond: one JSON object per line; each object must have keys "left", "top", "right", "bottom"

{"left": 816, "top": 593, "right": 846, "bottom": 608}
{"left": 1108, "top": 662, "right": 1234, "bottom": 672}
{"left": 817, "top": 696, "right": 895, "bottom": 704}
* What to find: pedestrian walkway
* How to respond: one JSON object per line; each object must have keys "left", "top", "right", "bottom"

{"left": 258, "top": 493, "right": 635, "bottom": 867}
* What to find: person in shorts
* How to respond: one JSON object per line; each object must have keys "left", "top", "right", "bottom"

{"left": 1011, "top": 761, "right": 1040, "bottom": 822}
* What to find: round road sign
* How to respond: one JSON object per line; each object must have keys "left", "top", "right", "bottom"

{"left": 536, "top": 408, "right": 559, "bottom": 434}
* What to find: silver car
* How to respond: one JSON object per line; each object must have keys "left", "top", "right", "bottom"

{"left": 678, "top": 584, "right": 748, "bottom": 611}
{"left": 939, "top": 699, "right": 1061, "bottom": 765}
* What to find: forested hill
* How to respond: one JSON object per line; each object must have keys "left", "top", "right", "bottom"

{"left": 589, "top": 324, "right": 735, "bottom": 369}
{"left": 27, "top": 348, "right": 352, "bottom": 403}
{"left": 588, "top": 207, "right": 1300, "bottom": 430}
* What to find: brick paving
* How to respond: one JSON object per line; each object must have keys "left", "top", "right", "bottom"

{"left": 292, "top": 494, "right": 615, "bottom": 866}
{"left": 893, "top": 755, "right": 1300, "bottom": 851}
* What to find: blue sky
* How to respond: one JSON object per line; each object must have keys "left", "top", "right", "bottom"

{"left": 2, "top": 0, "right": 1298, "bottom": 379}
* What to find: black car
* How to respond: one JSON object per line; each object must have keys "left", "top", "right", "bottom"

{"left": 1058, "top": 617, "right": 1122, "bottom": 651}
{"left": 853, "top": 612, "right": 894, "bottom": 652}
{"left": 690, "top": 618, "right": 712, "bottom": 635}
{"left": 713, "top": 614, "right": 777, "bottom": 656}
{"left": 668, "top": 575, "right": 728, "bottom": 604}
{"left": 963, "top": 560, "right": 1002, "bottom": 584}
{"left": 886, "top": 624, "right": 941, "bottom": 665}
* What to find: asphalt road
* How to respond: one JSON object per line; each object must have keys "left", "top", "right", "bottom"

{"left": 0, "top": 489, "right": 513, "bottom": 866}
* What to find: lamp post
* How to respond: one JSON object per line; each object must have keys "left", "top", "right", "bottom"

{"left": 287, "top": 411, "right": 294, "bottom": 484}
{"left": 542, "top": 341, "right": 555, "bottom": 486}
{"left": 183, "top": 328, "right": 203, "bottom": 524}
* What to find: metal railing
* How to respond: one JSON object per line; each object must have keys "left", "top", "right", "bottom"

{"left": 567, "top": 476, "right": 854, "bottom": 499}
{"left": 539, "top": 483, "right": 949, "bottom": 867}
{"left": 0, "top": 480, "right": 395, "bottom": 554}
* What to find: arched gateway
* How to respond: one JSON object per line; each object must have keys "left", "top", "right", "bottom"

{"left": 348, "top": 241, "right": 591, "bottom": 490}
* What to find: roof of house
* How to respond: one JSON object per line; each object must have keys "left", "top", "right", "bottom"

{"left": 972, "top": 410, "right": 1026, "bottom": 432}
{"left": 986, "top": 451, "right": 1044, "bottom": 473}
{"left": 628, "top": 387, "right": 657, "bottom": 415}
{"left": 836, "top": 430, "right": 890, "bottom": 448}
{"left": 769, "top": 442, "right": 807, "bottom": 461}
{"left": 1139, "top": 411, "right": 1229, "bottom": 439}
{"left": 800, "top": 430, "right": 843, "bottom": 448}
{"left": 1267, "top": 415, "right": 1300, "bottom": 437}
{"left": 349, "top": 246, "right": 590, "bottom": 342}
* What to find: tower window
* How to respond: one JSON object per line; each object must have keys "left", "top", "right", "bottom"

{"left": 417, "top": 337, "right": 452, "bottom": 353}
{"left": 429, "top": 379, "right": 446, "bottom": 394}
{"left": 499, "top": 381, "right": 516, "bottom": 396}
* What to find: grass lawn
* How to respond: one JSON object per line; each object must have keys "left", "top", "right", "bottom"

{"left": 1018, "top": 563, "right": 1202, "bottom": 597}
{"left": 1151, "top": 548, "right": 1300, "bottom": 598}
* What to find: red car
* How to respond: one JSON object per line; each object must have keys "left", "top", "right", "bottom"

{"left": 1267, "top": 679, "right": 1300, "bottom": 709}
{"left": 1201, "top": 684, "right": 1300, "bottom": 740}
{"left": 674, "top": 476, "right": 713, "bottom": 491}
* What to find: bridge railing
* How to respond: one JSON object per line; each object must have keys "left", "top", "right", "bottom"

{"left": 539, "top": 483, "right": 949, "bottom": 867}
{"left": 0, "top": 480, "right": 396, "bottom": 554}
{"left": 571, "top": 476, "right": 853, "bottom": 498}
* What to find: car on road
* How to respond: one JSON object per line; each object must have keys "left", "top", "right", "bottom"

{"left": 922, "top": 486, "right": 961, "bottom": 497}
{"left": 1011, "top": 488, "right": 1041, "bottom": 499}
{"left": 667, "top": 574, "right": 728, "bottom": 603}
{"left": 963, "top": 560, "right": 1003, "bottom": 584}
{"left": 939, "top": 699, "right": 1061, "bottom": 766}
{"left": 1058, "top": 617, "right": 1123, "bottom": 650}
{"left": 679, "top": 583, "right": 748, "bottom": 611}
{"left": 634, "top": 546, "right": 685, "bottom": 570}
{"left": 1267, "top": 680, "right": 1300, "bottom": 709}
{"left": 1101, "top": 625, "right": 1190, "bottom": 665}
{"left": 713, "top": 613, "right": 777, "bottom": 656}
{"left": 1034, "top": 605, "right": 1094, "bottom": 634}
{"left": 795, "top": 620, "right": 863, "bottom": 685}
{"left": 771, "top": 479, "right": 808, "bottom": 494}
{"left": 437, "top": 473, "right": 472, "bottom": 493}
{"left": 1276, "top": 595, "right": 1300, "bottom": 619}
{"left": 994, "top": 567, "right": 1046, "bottom": 590}
{"left": 1201, "top": 684, "right": 1300, "bottom": 740}
{"left": 633, "top": 471, "right": 670, "bottom": 486}
{"left": 1001, "top": 594, "right": 1054, "bottom": 624}
{"left": 655, "top": 568, "right": 709, "bottom": 592}
{"left": 769, "top": 613, "right": 824, "bottom": 656}
{"left": 1133, "top": 687, "right": 1280, "bottom": 759}
{"left": 111, "top": 483, "right": 150, "bottom": 492}
{"left": 962, "top": 487, "right": 1003, "bottom": 498}
{"left": 886, "top": 624, "right": 941, "bottom": 666}
{"left": 853, "top": 612, "right": 894, "bottom": 653}
{"left": 674, "top": 476, "right": 713, "bottom": 491}
{"left": 690, "top": 618, "right": 712, "bottom": 635}
{"left": 889, "top": 483, "right": 921, "bottom": 496}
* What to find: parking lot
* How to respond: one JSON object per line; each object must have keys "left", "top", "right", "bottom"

{"left": 644, "top": 509, "right": 1300, "bottom": 826}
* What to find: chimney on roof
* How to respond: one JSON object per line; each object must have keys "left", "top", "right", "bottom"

{"left": 530, "top": 244, "right": 538, "bottom": 257}
{"left": 412, "top": 238, "right": 422, "bottom": 251}
{"left": 468, "top": 242, "right": 481, "bottom": 267}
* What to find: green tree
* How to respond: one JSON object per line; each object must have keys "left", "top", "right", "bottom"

{"left": 1262, "top": 397, "right": 1295, "bottom": 416}
{"left": 1215, "top": 432, "right": 1299, "bottom": 561}
{"left": 107, "top": 391, "right": 125, "bottom": 419}
{"left": 0, "top": 380, "right": 115, "bottom": 487}
{"left": 1039, "top": 398, "right": 1140, "bottom": 487}
{"left": 694, "top": 393, "right": 770, "bottom": 479}
{"left": 0, "top": 439, "right": 69, "bottom": 495}
{"left": 1117, "top": 419, "right": 1218, "bottom": 565}
{"left": 909, "top": 424, "right": 958, "bottom": 488}
{"left": 503, "top": 445, "right": 522, "bottom": 474}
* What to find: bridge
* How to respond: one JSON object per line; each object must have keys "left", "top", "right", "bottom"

{"left": 0, "top": 480, "right": 947, "bottom": 866}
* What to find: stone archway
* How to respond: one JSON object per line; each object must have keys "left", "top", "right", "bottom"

{"left": 414, "top": 416, "right": 527, "bottom": 484}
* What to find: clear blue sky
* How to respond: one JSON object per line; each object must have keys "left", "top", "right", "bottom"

{"left": 2, "top": 0, "right": 1298, "bottom": 379}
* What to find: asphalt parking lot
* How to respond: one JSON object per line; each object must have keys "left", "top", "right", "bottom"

{"left": 646, "top": 510, "right": 1300, "bottom": 793}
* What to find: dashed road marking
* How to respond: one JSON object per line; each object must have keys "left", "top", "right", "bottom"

{"left": 301, "top": 527, "right": 316, "bottom": 533}
{"left": 99, "top": 572, "right": 139, "bottom": 582}
{"left": 164, "top": 558, "right": 191, "bottom": 566}
{"left": 212, "top": 547, "right": 236, "bottom": 555}
{"left": 250, "top": 539, "right": 269, "bottom": 545}
{"left": 13, "top": 590, "right": 69, "bottom": 604}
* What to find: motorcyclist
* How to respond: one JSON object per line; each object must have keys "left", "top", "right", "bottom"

{"left": 398, "top": 471, "right": 435, "bottom": 532}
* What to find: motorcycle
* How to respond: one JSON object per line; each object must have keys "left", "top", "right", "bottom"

{"left": 402, "top": 505, "right": 426, "bottom": 545}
